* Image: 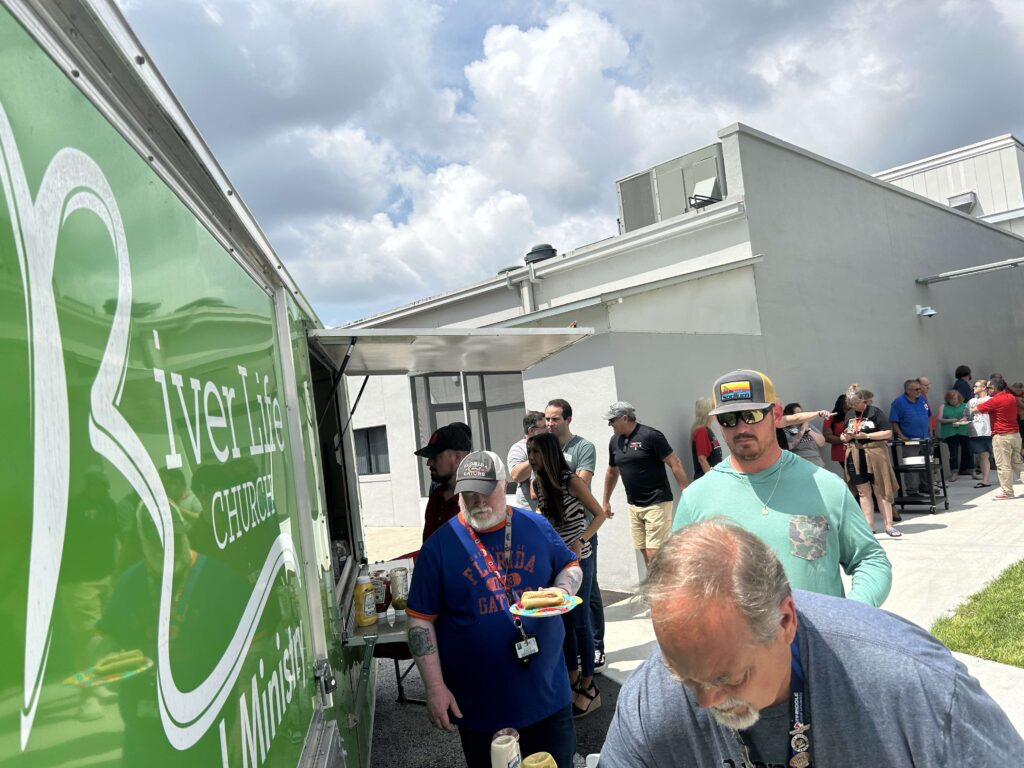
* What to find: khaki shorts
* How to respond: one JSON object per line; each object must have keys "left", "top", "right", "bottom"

{"left": 628, "top": 501, "right": 674, "bottom": 550}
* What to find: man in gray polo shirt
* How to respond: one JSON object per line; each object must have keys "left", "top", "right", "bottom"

{"left": 600, "top": 521, "right": 1023, "bottom": 766}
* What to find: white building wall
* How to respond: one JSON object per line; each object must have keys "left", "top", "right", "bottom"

{"left": 878, "top": 137, "right": 1024, "bottom": 220}
{"left": 346, "top": 374, "right": 423, "bottom": 528}
{"left": 607, "top": 264, "right": 761, "bottom": 335}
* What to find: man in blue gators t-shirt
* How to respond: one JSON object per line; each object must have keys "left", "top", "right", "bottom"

{"left": 889, "top": 378, "right": 933, "bottom": 496}
{"left": 407, "top": 451, "right": 582, "bottom": 768}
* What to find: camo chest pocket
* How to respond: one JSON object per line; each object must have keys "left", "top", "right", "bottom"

{"left": 789, "top": 515, "right": 829, "bottom": 561}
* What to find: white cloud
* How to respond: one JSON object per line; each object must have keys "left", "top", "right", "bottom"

{"left": 274, "top": 163, "right": 542, "bottom": 324}
{"left": 120, "top": 0, "right": 1024, "bottom": 324}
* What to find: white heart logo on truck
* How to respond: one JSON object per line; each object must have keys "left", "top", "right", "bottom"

{"left": 1, "top": 101, "right": 299, "bottom": 753}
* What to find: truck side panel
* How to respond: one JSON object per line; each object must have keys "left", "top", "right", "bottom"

{"left": 0, "top": 5, "right": 323, "bottom": 766}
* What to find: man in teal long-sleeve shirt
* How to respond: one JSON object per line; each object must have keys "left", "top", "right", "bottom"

{"left": 673, "top": 369, "right": 891, "bottom": 607}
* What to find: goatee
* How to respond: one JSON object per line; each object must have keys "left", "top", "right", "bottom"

{"left": 466, "top": 504, "right": 504, "bottom": 530}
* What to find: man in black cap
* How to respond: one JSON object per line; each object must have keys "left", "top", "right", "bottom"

{"left": 415, "top": 422, "right": 472, "bottom": 542}
{"left": 601, "top": 401, "right": 690, "bottom": 567}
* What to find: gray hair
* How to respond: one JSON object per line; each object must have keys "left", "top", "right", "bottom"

{"left": 640, "top": 520, "right": 791, "bottom": 644}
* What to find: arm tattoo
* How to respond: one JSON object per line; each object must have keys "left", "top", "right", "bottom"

{"left": 408, "top": 626, "right": 436, "bottom": 657}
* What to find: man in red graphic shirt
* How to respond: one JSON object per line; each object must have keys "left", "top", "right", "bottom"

{"left": 973, "top": 379, "right": 1024, "bottom": 499}
{"left": 416, "top": 423, "right": 472, "bottom": 541}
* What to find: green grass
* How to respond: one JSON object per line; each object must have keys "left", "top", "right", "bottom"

{"left": 931, "top": 559, "right": 1024, "bottom": 668}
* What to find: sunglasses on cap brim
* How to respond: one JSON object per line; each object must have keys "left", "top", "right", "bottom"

{"left": 716, "top": 407, "right": 773, "bottom": 428}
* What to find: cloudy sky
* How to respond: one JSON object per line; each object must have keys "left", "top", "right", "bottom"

{"left": 119, "top": 0, "right": 1024, "bottom": 326}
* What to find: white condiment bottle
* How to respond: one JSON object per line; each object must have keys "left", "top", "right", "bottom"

{"left": 490, "top": 734, "right": 521, "bottom": 768}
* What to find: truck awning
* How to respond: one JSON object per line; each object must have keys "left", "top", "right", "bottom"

{"left": 309, "top": 327, "right": 593, "bottom": 376}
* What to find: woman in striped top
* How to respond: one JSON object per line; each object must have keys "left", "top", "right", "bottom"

{"left": 528, "top": 432, "right": 608, "bottom": 718}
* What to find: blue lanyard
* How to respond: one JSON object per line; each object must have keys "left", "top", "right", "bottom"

{"left": 787, "top": 633, "right": 813, "bottom": 768}
{"left": 734, "top": 632, "right": 813, "bottom": 768}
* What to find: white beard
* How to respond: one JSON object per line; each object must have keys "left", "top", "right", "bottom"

{"left": 709, "top": 698, "right": 761, "bottom": 730}
{"left": 466, "top": 503, "right": 504, "bottom": 531}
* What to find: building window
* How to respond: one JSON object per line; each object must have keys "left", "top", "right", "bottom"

{"left": 354, "top": 426, "right": 390, "bottom": 475}
{"left": 410, "top": 372, "right": 526, "bottom": 496}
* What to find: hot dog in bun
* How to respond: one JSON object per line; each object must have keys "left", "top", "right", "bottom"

{"left": 95, "top": 649, "right": 147, "bottom": 676}
{"left": 519, "top": 590, "right": 565, "bottom": 609}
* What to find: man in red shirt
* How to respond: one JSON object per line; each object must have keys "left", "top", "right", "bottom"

{"left": 416, "top": 423, "right": 473, "bottom": 541}
{"left": 974, "top": 379, "right": 1024, "bottom": 499}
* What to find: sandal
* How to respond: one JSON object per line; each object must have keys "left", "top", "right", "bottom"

{"left": 572, "top": 682, "right": 601, "bottom": 719}
{"left": 973, "top": 482, "right": 991, "bottom": 488}
{"left": 885, "top": 527, "right": 902, "bottom": 538}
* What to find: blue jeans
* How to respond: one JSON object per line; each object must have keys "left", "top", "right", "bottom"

{"left": 458, "top": 706, "right": 576, "bottom": 767}
{"left": 562, "top": 554, "right": 596, "bottom": 676}
{"left": 588, "top": 534, "right": 605, "bottom": 652}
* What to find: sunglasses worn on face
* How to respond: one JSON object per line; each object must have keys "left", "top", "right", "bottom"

{"left": 716, "top": 407, "right": 772, "bottom": 428}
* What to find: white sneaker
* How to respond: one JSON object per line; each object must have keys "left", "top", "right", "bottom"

{"left": 78, "top": 697, "right": 104, "bottom": 721}
{"left": 594, "top": 649, "right": 607, "bottom": 673}
{"left": 93, "top": 686, "right": 118, "bottom": 703}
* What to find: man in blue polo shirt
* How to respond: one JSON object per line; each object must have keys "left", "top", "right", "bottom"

{"left": 889, "top": 378, "right": 932, "bottom": 496}
{"left": 407, "top": 451, "right": 582, "bottom": 767}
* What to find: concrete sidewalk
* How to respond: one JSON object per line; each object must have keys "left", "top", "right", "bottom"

{"left": 598, "top": 478, "right": 1024, "bottom": 734}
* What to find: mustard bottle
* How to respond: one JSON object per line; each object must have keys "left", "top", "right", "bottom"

{"left": 522, "top": 753, "right": 556, "bottom": 768}
{"left": 354, "top": 575, "right": 377, "bottom": 627}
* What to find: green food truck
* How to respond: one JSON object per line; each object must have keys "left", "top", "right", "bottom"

{"left": 1, "top": 1, "right": 589, "bottom": 765}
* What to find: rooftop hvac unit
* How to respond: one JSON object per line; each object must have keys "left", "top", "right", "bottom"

{"left": 616, "top": 143, "right": 727, "bottom": 233}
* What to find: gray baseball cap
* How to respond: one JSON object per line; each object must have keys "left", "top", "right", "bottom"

{"left": 453, "top": 451, "right": 508, "bottom": 495}
{"left": 603, "top": 401, "right": 636, "bottom": 420}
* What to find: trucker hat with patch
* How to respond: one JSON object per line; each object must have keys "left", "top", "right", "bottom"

{"left": 709, "top": 369, "right": 777, "bottom": 415}
{"left": 414, "top": 422, "right": 472, "bottom": 458}
{"left": 453, "top": 451, "right": 507, "bottom": 495}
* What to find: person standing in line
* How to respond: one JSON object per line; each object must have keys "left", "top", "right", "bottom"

{"left": 822, "top": 394, "right": 850, "bottom": 474}
{"left": 918, "top": 376, "right": 948, "bottom": 494}
{"left": 889, "top": 379, "right": 932, "bottom": 497}
{"left": 972, "top": 378, "right": 1024, "bottom": 500}
{"left": 673, "top": 369, "right": 891, "bottom": 606}
{"left": 601, "top": 401, "right": 690, "bottom": 567}
{"left": 415, "top": 422, "right": 473, "bottom": 542}
{"left": 690, "top": 396, "right": 723, "bottom": 479}
{"left": 406, "top": 452, "right": 582, "bottom": 767}
{"left": 545, "top": 399, "right": 597, "bottom": 487}
{"left": 937, "top": 390, "right": 970, "bottom": 483}
{"left": 507, "top": 410, "right": 546, "bottom": 511}
{"left": 782, "top": 403, "right": 827, "bottom": 467}
{"left": 527, "top": 432, "right": 608, "bottom": 718}
{"left": 841, "top": 389, "right": 901, "bottom": 537}
{"left": 598, "top": 521, "right": 1024, "bottom": 767}
{"left": 967, "top": 380, "right": 993, "bottom": 488}
{"left": 952, "top": 365, "right": 974, "bottom": 408}
{"left": 1010, "top": 381, "right": 1024, "bottom": 461}
{"left": 544, "top": 398, "right": 606, "bottom": 673}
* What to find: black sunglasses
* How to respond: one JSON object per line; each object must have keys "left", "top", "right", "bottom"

{"left": 715, "top": 407, "right": 772, "bottom": 428}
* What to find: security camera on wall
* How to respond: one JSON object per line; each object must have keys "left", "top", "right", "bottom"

{"left": 915, "top": 305, "right": 937, "bottom": 318}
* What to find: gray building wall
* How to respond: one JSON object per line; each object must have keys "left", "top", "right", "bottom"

{"left": 729, "top": 124, "right": 1024, "bottom": 412}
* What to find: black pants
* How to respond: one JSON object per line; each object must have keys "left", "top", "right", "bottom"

{"left": 943, "top": 434, "right": 972, "bottom": 474}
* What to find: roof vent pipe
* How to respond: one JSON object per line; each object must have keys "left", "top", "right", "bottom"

{"left": 524, "top": 243, "right": 557, "bottom": 264}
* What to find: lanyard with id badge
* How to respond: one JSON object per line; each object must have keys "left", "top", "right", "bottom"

{"left": 460, "top": 510, "right": 540, "bottom": 666}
